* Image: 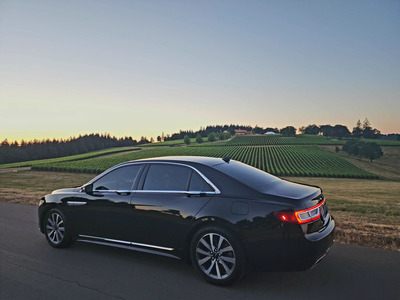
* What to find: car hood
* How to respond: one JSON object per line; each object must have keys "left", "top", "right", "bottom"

{"left": 262, "top": 179, "right": 320, "bottom": 201}
{"left": 51, "top": 187, "right": 79, "bottom": 194}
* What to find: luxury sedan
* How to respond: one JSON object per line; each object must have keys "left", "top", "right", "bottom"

{"left": 38, "top": 156, "right": 335, "bottom": 285}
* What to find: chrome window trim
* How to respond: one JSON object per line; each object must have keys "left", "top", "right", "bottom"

{"left": 82, "top": 161, "right": 221, "bottom": 194}
{"left": 78, "top": 234, "right": 174, "bottom": 251}
{"left": 90, "top": 190, "right": 132, "bottom": 194}
{"left": 80, "top": 189, "right": 218, "bottom": 195}
{"left": 135, "top": 190, "right": 217, "bottom": 195}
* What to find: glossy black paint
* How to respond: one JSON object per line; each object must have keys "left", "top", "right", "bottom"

{"left": 38, "top": 156, "right": 334, "bottom": 271}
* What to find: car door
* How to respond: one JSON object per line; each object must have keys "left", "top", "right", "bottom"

{"left": 66, "top": 164, "right": 143, "bottom": 241}
{"left": 129, "top": 163, "right": 217, "bottom": 250}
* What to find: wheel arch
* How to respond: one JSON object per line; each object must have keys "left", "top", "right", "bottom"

{"left": 182, "top": 217, "right": 248, "bottom": 264}
{"left": 39, "top": 202, "right": 59, "bottom": 233}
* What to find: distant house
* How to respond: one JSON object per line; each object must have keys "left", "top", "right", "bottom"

{"left": 234, "top": 129, "right": 253, "bottom": 135}
{"left": 264, "top": 131, "right": 277, "bottom": 135}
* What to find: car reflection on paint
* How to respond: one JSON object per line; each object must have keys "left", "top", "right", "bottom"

{"left": 38, "top": 156, "right": 334, "bottom": 285}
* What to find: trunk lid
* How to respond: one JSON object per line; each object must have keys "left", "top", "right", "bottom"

{"left": 262, "top": 179, "right": 321, "bottom": 207}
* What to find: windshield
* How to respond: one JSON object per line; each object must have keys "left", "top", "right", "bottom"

{"left": 214, "top": 160, "right": 280, "bottom": 191}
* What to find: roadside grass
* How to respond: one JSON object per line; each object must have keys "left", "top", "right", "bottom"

{"left": 0, "top": 147, "right": 139, "bottom": 169}
{"left": 1, "top": 170, "right": 398, "bottom": 251}
{"left": 0, "top": 171, "right": 94, "bottom": 205}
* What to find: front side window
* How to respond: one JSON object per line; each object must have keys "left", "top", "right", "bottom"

{"left": 93, "top": 165, "right": 142, "bottom": 191}
{"left": 143, "top": 164, "right": 191, "bottom": 191}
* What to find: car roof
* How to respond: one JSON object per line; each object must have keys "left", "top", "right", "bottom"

{"left": 122, "top": 156, "right": 227, "bottom": 167}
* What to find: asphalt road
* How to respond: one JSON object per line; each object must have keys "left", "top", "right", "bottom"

{"left": 0, "top": 202, "right": 399, "bottom": 300}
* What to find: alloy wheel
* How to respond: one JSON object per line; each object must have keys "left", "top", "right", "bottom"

{"left": 46, "top": 212, "right": 65, "bottom": 244}
{"left": 195, "top": 233, "right": 236, "bottom": 280}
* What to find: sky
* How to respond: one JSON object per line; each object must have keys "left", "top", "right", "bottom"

{"left": 1, "top": 0, "right": 399, "bottom": 142}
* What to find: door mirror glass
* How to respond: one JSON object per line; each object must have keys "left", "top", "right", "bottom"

{"left": 84, "top": 183, "right": 93, "bottom": 195}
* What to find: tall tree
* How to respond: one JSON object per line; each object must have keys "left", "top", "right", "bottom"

{"left": 362, "top": 118, "right": 374, "bottom": 139}
{"left": 352, "top": 120, "right": 363, "bottom": 138}
{"left": 320, "top": 125, "right": 333, "bottom": 137}
{"left": 333, "top": 125, "right": 351, "bottom": 139}
{"left": 303, "top": 124, "right": 320, "bottom": 135}
{"left": 280, "top": 126, "right": 296, "bottom": 137}
{"left": 359, "top": 142, "right": 383, "bottom": 162}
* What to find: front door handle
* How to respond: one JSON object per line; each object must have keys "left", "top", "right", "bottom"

{"left": 67, "top": 201, "right": 87, "bottom": 206}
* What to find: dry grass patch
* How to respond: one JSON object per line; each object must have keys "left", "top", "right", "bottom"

{"left": 0, "top": 170, "right": 94, "bottom": 205}
{"left": 283, "top": 177, "right": 400, "bottom": 251}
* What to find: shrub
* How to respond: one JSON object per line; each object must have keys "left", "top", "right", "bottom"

{"left": 196, "top": 134, "right": 203, "bottom": 144}
{"left": 208, "top": 133, "right": 216, "bottom": 142}
{"left": 184, "top": 135, "right": 191, "bottom": 145}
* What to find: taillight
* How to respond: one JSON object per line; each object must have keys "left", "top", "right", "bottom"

{"left": 274, "top": 199, "right": 325, "bottom": 224}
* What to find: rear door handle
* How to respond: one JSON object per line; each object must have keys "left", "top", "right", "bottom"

{"left": 116, "top": 190, "right": 132, "bottom": 196}
{"left": 67, "top": 201, "right": 87, "bottom": 206}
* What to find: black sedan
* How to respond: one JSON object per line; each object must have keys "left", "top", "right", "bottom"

{"left": 38, "top": 156, "right": 335, "bottom": 285}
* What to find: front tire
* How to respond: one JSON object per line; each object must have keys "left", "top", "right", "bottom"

{"left": 190, "top": 226, "right": 246, "bottom": 285}
{"left": 44, "top": 208, "right": 72, "bottom": 248}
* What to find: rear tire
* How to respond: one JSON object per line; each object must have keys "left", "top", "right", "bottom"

{"left": 190, "top": 226, "right": 246, "bottom": 286}
{"left": 44, "top": 208, "right": 73, "bottom": 248}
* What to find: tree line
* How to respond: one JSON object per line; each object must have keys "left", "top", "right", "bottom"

{"left": 0, "top": 118, "right": 385, "bottom": 165}
{"left": 299, "top": 118, "right": 381, "bottom": 139}
{"left": 154, "top": 118, "right": 380, "bottom": 141}
{"left": 0, "top": 134, "right": 138, "bottom": 164}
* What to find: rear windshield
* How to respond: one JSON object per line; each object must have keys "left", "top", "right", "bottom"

{"left": 214, "top": 160, "right": 280, "bottom": 191}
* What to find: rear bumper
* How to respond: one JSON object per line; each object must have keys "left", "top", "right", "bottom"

{"left": 247, "top": 216, "right": 335, "bottom": 271}
{"left": 294, "top": 217, "right": 335, "bottom": 270}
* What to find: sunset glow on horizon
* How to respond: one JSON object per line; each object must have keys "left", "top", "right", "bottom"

{"left": 1, "top": 0, "right": 399, "bottom": 143}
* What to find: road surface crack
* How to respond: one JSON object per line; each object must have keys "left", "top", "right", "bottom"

{"left": 1, "top": 257, "right": 126, "bottom": 299}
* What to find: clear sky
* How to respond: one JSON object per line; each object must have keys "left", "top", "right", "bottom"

{"left": 1, "top": 0, "right": 399, "bottom": 142}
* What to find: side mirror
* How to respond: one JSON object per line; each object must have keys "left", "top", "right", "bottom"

{"left": 84, "top": 184, "right": 93, "bottom": 195}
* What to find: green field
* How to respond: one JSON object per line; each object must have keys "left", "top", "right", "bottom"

{"left": 33, "top": 145, "right": 376, "bottom": 178}
{"left": 0, "top": 147, "right": 139, "bottom": 169}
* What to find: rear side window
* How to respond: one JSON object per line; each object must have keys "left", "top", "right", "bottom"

{"left": 189, "top": 171, "right": 214, "bottom": 192}
{"left": 143, "top": 164, "right": 191, "bottom": 191}
{"left": 93, "top": 165, "right": 142, "bottom": 191}
{"left": 215, "top": 160, "right": 279, "bottom": 191}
